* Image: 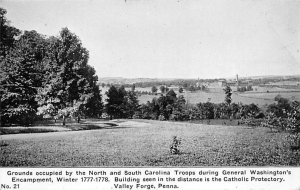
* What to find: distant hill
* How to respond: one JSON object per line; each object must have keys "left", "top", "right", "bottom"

{"left": 98, "top": 75, "right": 300, "bottom": 85}
{"left": 98, "top": 77, "right": 178, "bottom": 84}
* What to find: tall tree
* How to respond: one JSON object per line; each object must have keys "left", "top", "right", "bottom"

{"left": 151, "top": 86, "right": 158, "bottom": 94}
{"left": 125, "top": 90, "right": 139, "bottom": 118}
{"left": 223, "top": 85, "right": 232, "bottom": 105}
{"left": 160, "top": 85, "right": 166, "bottom": 94}
{"left": 105, "top": 85, "right": 127, "bottom": 119}
{"left": 0, "top": 8, "right": 21, "bottom": 58}
{"left": 36, "top": 28, "right": 103, "bottom": 124}
{"left": 1, "top": 30, "right": 47, "bottom": 125}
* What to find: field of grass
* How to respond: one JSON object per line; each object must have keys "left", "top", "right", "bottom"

{"left": 1, "top": 119, "right": 299, "bottom": 166}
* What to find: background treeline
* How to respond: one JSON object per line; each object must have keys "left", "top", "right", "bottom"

{"left": 0, "top": 8, "right": 102, "bottom": 126}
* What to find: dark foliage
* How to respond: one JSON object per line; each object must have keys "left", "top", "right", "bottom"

{"left": 1, "top": 9, "right": 103, "bottom": 126}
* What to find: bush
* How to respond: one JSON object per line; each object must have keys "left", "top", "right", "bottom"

{"left": 286, "top": 101, "right": 300, "bottom": 149}
{"left": 158, "top": 114, "right": 166, "bottom": 121}
{"left": 1, "top": 104, "right": 36, "bottom": 126}
{"left": 170, "top": 136, "right": 181, "bottom": 154}
{"left": 261, "top": 113, "right": 287, "bottom": 132}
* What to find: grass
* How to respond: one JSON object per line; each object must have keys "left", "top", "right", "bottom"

{"left": 188, "top": 119, "right": 241, "bottom": 126}
{"left": 1, "top": 119, "right": 299, "bottom": 167}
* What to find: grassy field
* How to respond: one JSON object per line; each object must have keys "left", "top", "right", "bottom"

{"left": 1, "top": 119, "right": 299, "bottom": 166}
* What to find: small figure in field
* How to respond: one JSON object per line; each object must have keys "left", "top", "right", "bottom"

{"left": 170, "top": 136, "right": 181, "bottom": 155}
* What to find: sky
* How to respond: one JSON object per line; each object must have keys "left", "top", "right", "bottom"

{"left": 1, "top": 0, "right": 300, "bottom": 79}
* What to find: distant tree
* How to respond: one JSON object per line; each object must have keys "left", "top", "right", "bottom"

{"left": 131, "top": 84, "right": 136, "bottom": 91}
{"left": 223, "top": 86, "right": 232, "bottom": 105}
{"left": 200, "top": 85, "right": 206, "bottom": 91}
{"left": 160, "top": 85, "right": 166, "bottom": 94}
{"left": 188, "top": 85, "right": 196, "bottom": 92}
{"left": 165, "top": 87, "right": 169, "bottom": 93}
{"left": 151, "top": 86, "right": 158, "bottom": 94}
{"left": 166, "top": 89, "right": 177, "bottom": 104}
{"left": 246, "top": 85, "right": 253, "bottom": 91}
{"left": 178, "top": 87, "right": 184, "bottom": 93}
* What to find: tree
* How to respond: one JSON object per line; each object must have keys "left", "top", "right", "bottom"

{"left": 36, "top": 28, "right": 103, "bottom": 124}
{"left": 187, "top": 85, "right": 196, "bottom": 92}
{"left": 151, "top": 86, "right": 158, "bottom": 94}
{"left": 223, "top": 86, "right": 232, "bottom": 105}
{"left": 165, "top": 86, "right": 169, "bottom": 93}
{"left": 178, "top": 87, "right": 184, "bottom": 93}
{"left": 170, "top": 95, "right": 188, "bottom": 121}
{"left": 1, "top": 30, "right": 47, "bottom": 126}
{"left": 125, "top": 90, "right": 139, "bottom": 118}
{"left": 197, "top": 102, "right": 215, "bottom": 119}
{"left": 105, "top": 85, "right": 128, "bottom": 119}
{"left": 131, "top": 84, "right": 136, "bottom": 92}
{"left": 166, "top": 89, "right": 176, "bottom": 97}
{"left": 160, "top": 85, "right": 166, "bottom": 94}
{"left": 0, "top": 8, "right": 21, "bottom": 58}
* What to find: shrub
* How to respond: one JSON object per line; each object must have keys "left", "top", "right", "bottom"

{"left": 170, "top": 136, "right": 181, "bottom": 154}
{"left": 286, "top": 101, "right": 300, "bottom": 149}
{"left": 261, "top": 113, "right": 287, "bottom": 132}
{"left": 158, "top": 114, "right": 166, "bottom": 121}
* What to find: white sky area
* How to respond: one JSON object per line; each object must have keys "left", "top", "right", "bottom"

{"left": 1, "top": 0, "right": 300, "bottom": 79}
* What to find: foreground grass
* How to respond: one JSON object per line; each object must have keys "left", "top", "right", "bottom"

{"left": 0, "top": 119, "right": 299, "bottom": 166}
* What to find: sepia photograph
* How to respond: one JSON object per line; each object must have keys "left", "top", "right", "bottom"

{"left": 0, "top": 0, "right": 300, "bottom": 167}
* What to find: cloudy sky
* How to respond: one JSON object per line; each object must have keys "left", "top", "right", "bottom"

{"left": 1, "top": 0, "right": 300, "bottom": 79}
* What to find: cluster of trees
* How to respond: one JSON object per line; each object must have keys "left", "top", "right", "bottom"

{"left": 135, "top": 91, "right": 155, "bottom": 95}
{"left": 237, "top": 86, "right": 253, "bottom": 92}
{"left": 0, "top": 8, "right": 102, "bottom": 126}
{"left": 132, "top": 86, "right": 263, "bottom": 121}
{"left": 261, "top": 95, "right": 300, "bottom": 148}
{"left": 133, "top": 78, "right": 218, "bottom": 88}
{"left": 105, "top": 86, "right": 138, "bottom": 119}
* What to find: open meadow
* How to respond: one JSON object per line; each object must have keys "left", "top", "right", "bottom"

{"left": 1, "top": 119, "right": 299, "bottom": 167}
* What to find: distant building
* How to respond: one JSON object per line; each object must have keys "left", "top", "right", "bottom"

{"left": 218, "top": 79, "right": 227, "bottom": 87}
{"left": 217, "top": 74, "right": 253, "bottom": 90}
